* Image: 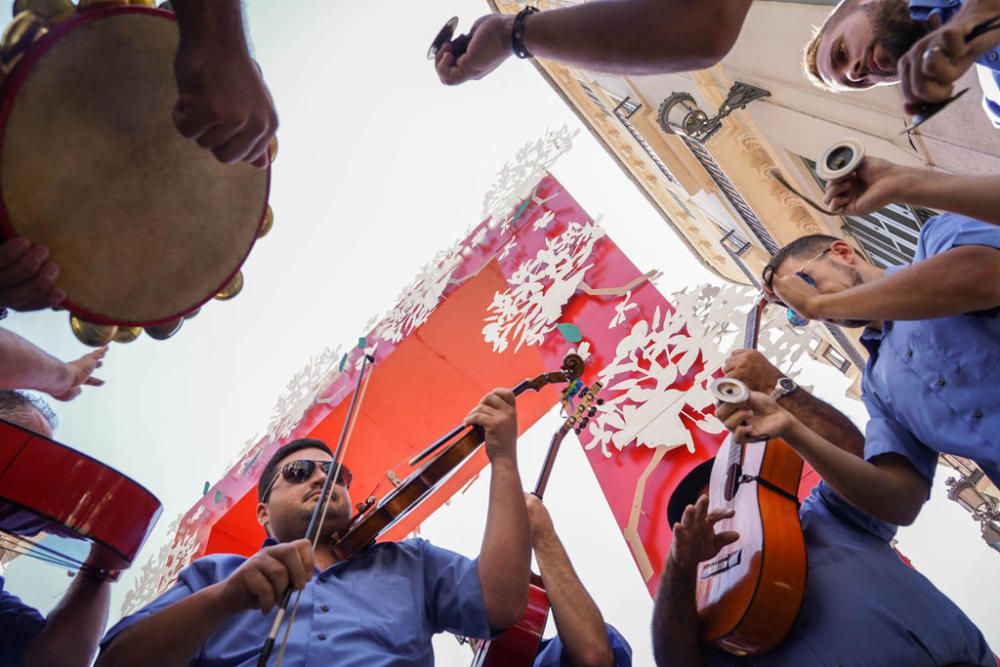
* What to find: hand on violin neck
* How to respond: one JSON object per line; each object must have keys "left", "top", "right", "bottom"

{"left": 213, "top": 539, "right": 314, "bottom": 615}
{"left": 464, "top": 388, "right": 519, "bottom": 464}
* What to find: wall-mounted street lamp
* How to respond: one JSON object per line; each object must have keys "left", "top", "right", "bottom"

{"left": 657, "top": 82, "right": 771, "bottom": 143}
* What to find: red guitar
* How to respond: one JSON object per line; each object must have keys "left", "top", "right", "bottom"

{"left": 471, "top": 382, "right": 603, "bottom": 666}
{"left": 0, "top": 418, "right": 162, "bottom": 577}
{"left": 698, "top": 297, "right": 807, "bottom": 655}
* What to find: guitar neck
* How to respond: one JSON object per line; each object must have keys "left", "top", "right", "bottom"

{"left": 743, "top": 297, "right": 765, "bottom": 351}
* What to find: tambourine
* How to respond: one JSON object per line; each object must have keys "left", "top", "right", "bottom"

{"left": 0, "top": 0, "right": 276, "bottom": 346}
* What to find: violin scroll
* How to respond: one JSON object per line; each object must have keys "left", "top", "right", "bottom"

{"left": 561, "top": 353, "right": 585, "bottom": 381}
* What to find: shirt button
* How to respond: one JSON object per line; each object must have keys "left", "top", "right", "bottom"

{"left": 318, "top": 633, "right": 327, "bottom": 641}
{"left": 973, "top": 409, "right": 984, "bottom": 419}
{"left": 935, "top": 378, "right": 946, "bottom": 388}
{"left": 989, "top": 51, "right": 999, "bottom": 62}
{"left": 905, "top": 349, "right": 913, "bottom": 359}
{"left": 320, "top": 604, "right": 330, "bottom": 612}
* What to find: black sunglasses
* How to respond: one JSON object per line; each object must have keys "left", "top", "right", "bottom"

{"left": 262, "top": 460, "right": 352, "bottom": 501}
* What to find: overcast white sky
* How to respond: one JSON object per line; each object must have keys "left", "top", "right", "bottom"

{"left": 3, "top": 2, "right": 998, "bottom": 665}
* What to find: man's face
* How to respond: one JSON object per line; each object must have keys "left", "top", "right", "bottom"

{"left": 816, "top": 0, "right": 926, "bottom": 90}
{"left": 770, "top": 245, "right": 871, "bottom": 328}
{"left": 6, "top": 407, "right": 53, "bottom": 439}
{"left": 257, "top": 448, "right": 352, "bottom": 544}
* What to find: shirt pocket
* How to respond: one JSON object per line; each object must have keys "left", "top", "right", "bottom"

{"left": 352, "top": 574, "right": 427, "bottom": 659}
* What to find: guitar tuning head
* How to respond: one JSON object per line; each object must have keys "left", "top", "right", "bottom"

{"left": 596, "top": 398, "right": 604, "bottom": 405}
{"left": 588, "top": 407, "right": 597, "bottom": 417}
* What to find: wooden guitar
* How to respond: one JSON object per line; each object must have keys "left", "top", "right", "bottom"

{"left": 698, "top": 296, "right": 807, "bottom": 656}
{"left": 471, "top": 382, "right": 603, "bottom": 666}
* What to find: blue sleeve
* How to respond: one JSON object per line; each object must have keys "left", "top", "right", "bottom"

{"left": 862, "top": 391, "right": 939, "bottom": 483}
{"left": 0, "top": 586, "right": 46, "bottom": 667}
{"left": 917, "top": 213, "right": 1000, "bottom": 257}
{"left": 533, "top": 624, "right": 633, "bottom": 667}
{"left": 907, "top": 0, "right": 962, "bottom": 22}
{"left": 418, "top": 539, "right": 494, "bottom": 639}
{"left": 100, "top": 555, "right": 239, "bottom": 657}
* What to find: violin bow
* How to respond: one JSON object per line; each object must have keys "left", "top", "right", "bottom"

{"left": 257, "top": 353, "right": 376, "bottom": 667}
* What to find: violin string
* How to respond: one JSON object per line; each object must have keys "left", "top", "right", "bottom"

{"left": 271, "top": 359, "right": 375, "bottom": 667}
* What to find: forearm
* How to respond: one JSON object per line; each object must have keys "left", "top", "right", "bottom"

{"left": 478, "top": 458, "right": 530, "bottom": 630}
{"left": 780, "top": 391, "right": 864, "bottom": 456}
{"left": 896, "top": 171, "right": 1000, "bottom": 226}
{"left": 0, "top": 328, "right": 73, "bottom": 394}
{"left": 96, "top": 583, "right": 231, "bottom": 667}
{"left": 24, "top": 575, "right": 109, "bottom": 667}
{"left": 171, "top": 0, "right": 248, "bottom": 51}
{"left": 783, "top": 421, "right": 924, "bottom": 525}
{"left": 534, "top": 531, "right": 612, "bottom": 667}
{"left": 814, "top": 247, "right": 1000, "bottom": 320}
{"left": 523, "top": 0, "right": 752, "bottom": 74}
{"left": 651, "top": 557, "right": 704, "bottom": 667}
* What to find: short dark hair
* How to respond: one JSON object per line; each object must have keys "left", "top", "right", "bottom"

{"left": 0, "top": 390, "right": 57, "bottom": 432}
{"left": 257, "top": 438, "right": 333, "bottom": 502}
{"left": 762, "top": 234, "right": 841, "bottom": 292}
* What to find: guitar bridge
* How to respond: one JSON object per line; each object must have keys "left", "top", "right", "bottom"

{"left": 701, "top": 550, "right": 742, "bottom": 579}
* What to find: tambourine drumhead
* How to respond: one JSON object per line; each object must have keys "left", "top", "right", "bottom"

{"left": 0, "top": 8, "right": 268, "bottom": 325}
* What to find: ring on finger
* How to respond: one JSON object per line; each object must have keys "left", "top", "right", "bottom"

{"left": 922, "top": 45, "right": 944, "bottom": 60}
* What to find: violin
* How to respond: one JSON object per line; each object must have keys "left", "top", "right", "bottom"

{"left": 0, "top": 418, "right": 162, "bottom": 577}
{"left": 472, "top": 381, "right": 603, "bottom": 666}
{"left": 330, "top": 353, "right": 586, "bottom": 562}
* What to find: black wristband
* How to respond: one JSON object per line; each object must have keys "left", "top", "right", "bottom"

{"left": 511, "top": 6, "right": 539, "bottom": 59}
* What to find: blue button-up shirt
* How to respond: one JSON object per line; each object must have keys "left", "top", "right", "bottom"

{"left": 859, "top": 212, "right": 1000, "bottom": 487}
{"left": 910, "top": 0, "right": 1000, "bottom": 127}
{"left": 535, "top": 623, "right": 632, "bottom": 666}
{"left": 706, "top": 482, "right": 993, "bottom": 666}
{"left": 0, "top": 574, "right": 46, "bottom": 667}
{"left": 101, "top": 538, "right": 494, "bottom": 666}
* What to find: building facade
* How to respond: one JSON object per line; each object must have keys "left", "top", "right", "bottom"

{"left": 486, "top": 0, "right": 1000, "bottom": 498}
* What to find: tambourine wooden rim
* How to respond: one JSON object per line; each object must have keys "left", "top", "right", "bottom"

{"left": 0, "top": 6, "right": 271, "bottom": 326}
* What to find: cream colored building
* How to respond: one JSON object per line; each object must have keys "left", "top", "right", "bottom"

{"left": 486, "top": 0, "right": 1000, "bottom": 500}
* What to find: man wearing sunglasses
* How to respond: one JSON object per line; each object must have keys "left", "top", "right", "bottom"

{"left": 804, "top": 0, "right": 1000, "bottom": 128}
{"left": 98, "top": 389, "right": 534, "bottom": 666}
{"left": 736, "top": 215, "right": 1000, "bottom": 529}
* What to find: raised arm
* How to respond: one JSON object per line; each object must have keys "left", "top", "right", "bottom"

{"left": 774, "top": 245, "right": 1000, "bottom": 323}
{"left": 718, "top": 393, "right": 930, "bottom": 526}
{"left": 898, "top": 0, "right": 1000, "bottom": 114}
{"left": 170, "top": 0, "right": 277, "bottom": 167}
{"left": 652, "top": 497, "right": 738, "bottom": 667}
{"left": 823, "top": 158, "right": 1000, "bottom": 227}
{"left": 723, "top": 350, "right": 864, "bottom": 454}
{"left": 526, "top": 494, "right": 613, "bottom": 667}
{"left": 435, "top": 0, "right": 752, "bottom": 86}
{"left": 466, "top": 389, "right": 531, "bottom": 630}
{"left": 0, "top": 328, "right": 105, "bottom": 401}
{"left": 23, "top": 547, "right": 111, "bottom": 667}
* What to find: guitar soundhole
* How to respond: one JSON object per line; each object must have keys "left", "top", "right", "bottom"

{"left": 724, "top": 462, "right": 741, "bottom": 501}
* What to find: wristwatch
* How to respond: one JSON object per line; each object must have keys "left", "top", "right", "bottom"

{"left": 770, "top": 377, "right": 798, "bottom": 401}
